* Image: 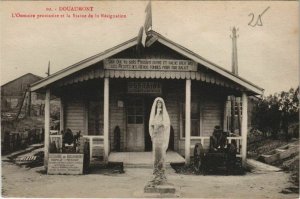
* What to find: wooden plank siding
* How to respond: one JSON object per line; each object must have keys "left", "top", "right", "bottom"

{"left": 163, "top": 80, "right": 183, "bottom": 152}
{"left": 109, "top": 80, "right": 127, "bottom": 151}
{"left": 64, "top": 99, "right": 86, "bottom": 134}
{"left": 109, "top": 96, "right": 126, "bottom": 151}
{"left": 178, "top": 82, "right": 225, "bottom": 156}
{"left": 201, "top": 99, "right": 223, "bottom": 136}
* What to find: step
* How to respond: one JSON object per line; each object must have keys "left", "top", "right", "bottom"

{"left": 123, "top": 163, "right": 172, "bottom": 169}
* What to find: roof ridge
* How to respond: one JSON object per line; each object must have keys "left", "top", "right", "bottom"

{"left": 149, "top": 30, "right": 264, "bottom": 92}
{"left": 1, "top": 73, "right": 43, "bottom": 87}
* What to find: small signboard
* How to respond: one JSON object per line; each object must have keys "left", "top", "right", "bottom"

{"left": 48, "top": 154, "right": 83, "bottom": 175}
{"left": 104, "top": 59, "right": 197, "bottom": 72}
{"left": 127, "top": 82, "right": 161, "bottom": 94}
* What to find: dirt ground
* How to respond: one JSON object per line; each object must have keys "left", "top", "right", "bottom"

{"left": 1, "top": 156, "right": 299, "bottom": 198}
{"left": 248, "top": 138, "right": 299, "bottom": 190}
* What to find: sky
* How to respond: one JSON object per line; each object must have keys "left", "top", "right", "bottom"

{"left": 0, "top": 1, "right": 298, "bottom": 95}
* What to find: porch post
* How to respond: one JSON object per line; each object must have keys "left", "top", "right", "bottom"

{"left": 223, "top": 97, "right": 228, "bottom": 132}
{"left": 59, "top": 98, "right": 64, "bottom": 132}
{"left": 44, "top": 89, "right": 50, "bottom": 170}
{"left": 103, "top": 77, "right": 110, "bottom": 163}
{"left": 185, "top": 79, "right": 191, "bottom": 164}
{"left": 241, "top": 92, "right": 248, "bottom": 166}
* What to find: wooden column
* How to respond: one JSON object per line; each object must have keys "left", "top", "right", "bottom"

{"left": 103, "top": 78, "right": 110, "bottom": 163}
{"left": 185, "top": 79, "right": 191, "bottom": 164}
{"left": 241, "top": 92, "right": 248, "bottom": 166}
{"left": 59, "top": 98, "right": 64, "bottom": 133}
{"left": 223, "top": 97, "right": 228, "bottom": 131}
{"left": 231, "top": 96, "right": 236, "bottom": 133}
{"left": 85, "top": 101, "right": 88, "bottom": 135}
{"left": 44, "top": 89, "right": 50, "bottom": 170}
{"left": 237, "top": 97, "right": 242, "bottom": 135}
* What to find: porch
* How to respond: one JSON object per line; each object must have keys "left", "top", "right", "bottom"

{"left": 108, "top": 151, "right": 185, "bottom": 168}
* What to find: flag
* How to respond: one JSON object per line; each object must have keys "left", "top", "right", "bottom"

{"left": 137, "top": 26, "right": 143, "bottom": 45}
{"left": 142, "top": 1, "right": 152, "bottom": 46}
{"left": 141, "top": 27, "right": 147, "bottom": 47}
{"left": 136, "top": 26, "right": 144, "bottom": 55}
{"left": 144, "top": 1, "right": 152, "bottom": 32}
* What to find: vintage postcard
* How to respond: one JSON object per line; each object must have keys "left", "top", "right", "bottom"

{"left": 1, "top": 1, "right": 299, "bottom": 198}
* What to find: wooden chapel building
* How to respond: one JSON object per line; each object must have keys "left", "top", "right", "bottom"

{"left": 31, "top": 30, "right": 264, "bottom": 166}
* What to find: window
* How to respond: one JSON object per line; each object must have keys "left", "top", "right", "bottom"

{"left": 234, "top": 100, "right": 243, "bottom": 116}
{"left": 88, "top": 101, "right": 103, "bottom": 135}
{"left": 181, "top": 101, "right": 201, "bottom": 138}
{"left": 127, "top": 99, "right": 144, "bottom": 124}
{"left": 7, "top": 98, "right": 19, "bottom": 108}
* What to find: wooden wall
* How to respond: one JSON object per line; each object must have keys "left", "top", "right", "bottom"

{"left": 1, "top": 73, "right": 43, "bottom": 112}
{"left": 201, "top": 97, "right": 223, "bottom": 136}
{"left": 109, "top": 80, "right": 127, "bottom": 151}
{"left": 61, "top": 80, "right": 104, "bottom": 135}
{"left": 164, "top": 80, "right": 183, "bottom": 152}
{"left": 178, "top": 82, "right": 226, "bottom": 156}
{"left": 64, "top": 99, "right": 86, "bottom": 133}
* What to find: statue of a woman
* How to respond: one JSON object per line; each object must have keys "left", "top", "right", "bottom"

{"left": 149, "top": 97, "right": 170, "bottom": 185}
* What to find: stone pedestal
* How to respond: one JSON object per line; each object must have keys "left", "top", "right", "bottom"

{"left": 144, "top": 181, "right": 176, "bottom": 194}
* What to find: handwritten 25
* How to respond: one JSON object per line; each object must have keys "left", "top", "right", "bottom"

{"left": 248, "top": 7, "right": 270, "bottom": 27}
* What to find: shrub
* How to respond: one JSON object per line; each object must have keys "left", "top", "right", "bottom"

{"left": 252, "top": 87, "right": 299, "bottom": 140}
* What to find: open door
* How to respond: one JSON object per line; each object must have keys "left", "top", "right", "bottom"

{"left": 144, "top": 97, "right": 155, "bottom": 151}
{"left": 126, "top": 98, "right": 145, "bottom": 151}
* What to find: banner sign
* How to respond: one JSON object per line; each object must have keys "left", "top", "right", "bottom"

{"left": 48, "top": 154, "right": 83, "bottom": 175}
{"left": 127, "top": 82, "right": 161, "bottom": 94}
{"left": 104, "top": 59, "right": 197, "bottom": 71}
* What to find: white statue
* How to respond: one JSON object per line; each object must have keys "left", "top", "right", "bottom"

{"left": 148, "top": 97, "right": 170, "bottom": 185}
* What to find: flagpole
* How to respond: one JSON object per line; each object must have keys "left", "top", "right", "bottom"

{"left": 150, "top": 0, "right": 152, "bottom": 31}
{"left": 143, "top": 0, "right": 153, "bottom": 46}
{"left": 46, "top": 61, "right": 50, "bottom": 77}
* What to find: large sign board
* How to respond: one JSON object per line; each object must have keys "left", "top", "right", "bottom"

{"left": 104, "top": 59, "right": 197, "bottom": 71}
{"left": 127, "top": 82, "right": 161, "bottom": 94}
{"left": 48, "top": 154, "right": 83, "bottom": 175}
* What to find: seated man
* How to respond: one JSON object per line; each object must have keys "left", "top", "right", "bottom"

{"left": 209, "top": 126, "right": 227, "bottom": 152}
{"left": 62, "top": 128, "right": 75, "bottom": 153}
{"left": 63, "top": 128, "right": 74, "bottom": 145}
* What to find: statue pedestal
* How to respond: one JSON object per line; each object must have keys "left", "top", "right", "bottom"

{"left": 144, "top": 181, "right": 176, "bottom": 194}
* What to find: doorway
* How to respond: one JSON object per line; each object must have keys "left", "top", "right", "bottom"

{"left": 126, "top": 98, "right": 145, "bottom": 151}
{"left": 144, "top": 97, "right": 155, "bottom": 151}
{"left": 126, "top": 96, "right": 155, "bottom": 151}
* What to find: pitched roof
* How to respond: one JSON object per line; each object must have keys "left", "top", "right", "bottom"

{"left": 149, "top": 31, "right": 264, "bottom": 95}
{"left": 1, "top": 73, "right": 43, "bottom": 87}
{"left": 31, "top": 30, "right": 264, "bottom": 95}
{"left": 31, "top": 37, "right": 138, "bottom": 91}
